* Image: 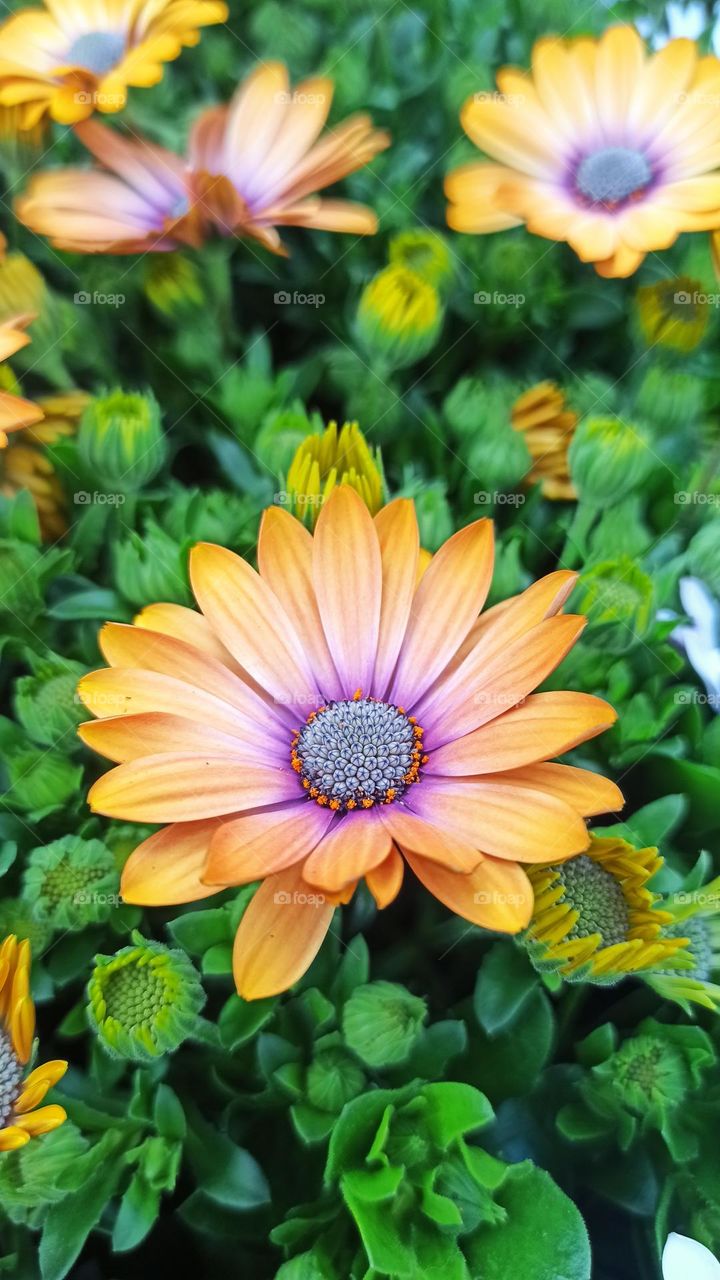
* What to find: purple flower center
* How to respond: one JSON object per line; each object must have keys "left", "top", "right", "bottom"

{"left": 576, "top": 146, "right": 652, "bottom": 206}
{"left": 66, "top": 31, "right": 126, "bottom": 76}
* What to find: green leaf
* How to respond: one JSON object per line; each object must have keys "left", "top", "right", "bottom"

{"left": 111, "top": 1171, "right": 161, "bottom": 1252}
{"left": 474, "top": 942, "right": 538, "bottom": 1036}
{"left": 39, "top": 1132, "right": 125, "bottom": 1280}
{"left": 420, "top": 1083, "right": 494, "bottom": 1147}
{"left": 465, "top": 1162, "right": 591, "bottom": 1280}
{"left": 218, "top": 993, "right": 278, "bottom": 1051}
{"left": 167, "top": 906, "right": 232, "bottom": 956}
{"left": 185, "top": 1111, "right": 270, "bottom": 1210}
{"left": 342, "top": 981, "right": 427, "bottom": 1067}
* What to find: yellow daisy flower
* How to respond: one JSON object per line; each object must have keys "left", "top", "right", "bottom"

{"left": 511, "top": 381, "right": 578, "bottom": 501}
{"left": 0, "top": 0, "right": 228, "bottom": 127}
{"left": 446, "top": 25, "right": 720, "bottom": 278}
{"left": 524, "top": 835, "right": 689, "bottom": 982}
{"left": 0, "top": 935, "right": 67, "bottom": 1152}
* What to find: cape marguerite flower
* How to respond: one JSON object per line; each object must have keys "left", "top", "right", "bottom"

{"left": 16, "top": 62, "right": 390, "bottom": 255}
{"left": 0, "top": 0, "right": 228, "bottom": 127}
{"left": 0, "top": 934, "right": 67, "bottom": 1151}
{"left": 445, "top": 25, "right": 720, "bottom": 278}
{"left": 77, "top": 489, "right": 622, "bottom": 1000}
{"left": 0, "top": 315, "right": 43, "bottom": 448}
{"left": 663, "top": 1232, "right": 720, "bottom": 1279}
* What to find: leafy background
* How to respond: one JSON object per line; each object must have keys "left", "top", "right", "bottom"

{"left": 2, "top": 0, "right": 720, "bottom": 1276}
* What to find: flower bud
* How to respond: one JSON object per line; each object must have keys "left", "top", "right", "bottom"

{"left": 285, "top": 421, "right": 384, "bottom": 529}
{"left": 356, "top": 265, "right": 442, "bottom": 370}
{"left": 569, "top": 416, "right": 655, "bottom": 504}
{"left": 87, "top": 935, "right": 205, "bottom": 1061}
{"left": 77, "top": 389, "right": 166, "bottom": 493}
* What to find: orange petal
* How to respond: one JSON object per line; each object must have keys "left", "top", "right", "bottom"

{"left": 389, "top": 519, "right": 494, "bottom": 709}
{"left": 134, "top": 601, "right": 245, "bottom": 672}
{"left": 302, "top": 811, "right": 392, "bottom": 891}
{"left": 0, "top": 1127, "right": 30, "bottom": 1151}
{"left": 490, "top": 763, "right": 624, "bottom": 818}
{"left": 189, "top": 541, "right": 319, "bottom": 708}
{"left": 365, "top": 847, "right": 405, "bottom": 908}
{"left": 232, "top": 862, "right": 335, "bottom": 999}
{"left": 420, "top": 613, "right": 586, "bottom": 746}
{"left": 312, "top": 487, "right": 381, "bottom": 697}
{"left": 405, "top": 849, "right": 533, "bottom": 931}
{"left": 96, "top": 622, "right": 289, "bottom": 739}
{"left": 258, "top": 505, "right": 342, "bottom": 700}
{"left": 79, "top": 712, "right": 254, "bottom": 763}
{"left": 407, "top": 776, "right": 590, "bottom": 863}
{"left": 88, "top": 754, "right": 299, "bottom": 821}
{"left": 204, "top": 801, "right": 333, "bottom": 886}
{"left": 378, "top": 807, "right": 483, "bottom": 872}
{"left": 372, "top": 499, "right": 420, "bottom": 698}
{"left": 427, "top": 692, "right": 617, "bottom": 775}
{"left": 121, "top": 819, "right": 226, "bottom": 905}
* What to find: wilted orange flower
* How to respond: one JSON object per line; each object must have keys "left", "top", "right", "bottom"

{"left": 0, "top": 935, "right": 67, "bottom": 1151}
{"left": 0, "top": 0, "right": 227, "bottom": 126}
{"left": 78, "top": 489, "right": 622, "bottom": 1001}
{"left": 446, "top": 25, "right": 720, "bottom": 277}
{"left": 17, "top": 62, "right": 390, "bottom": 255}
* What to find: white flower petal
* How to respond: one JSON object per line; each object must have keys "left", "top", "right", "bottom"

{"left": 663, "top": 1232, "right": 720, "bottom": 1280}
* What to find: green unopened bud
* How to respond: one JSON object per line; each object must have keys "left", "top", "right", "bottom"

{"left": 24, "top": 836, "right": 118, "bottom": 931}
{"left": 687, "top": 523, "right": 720, "bottom": 595}
{"left": 0, "top": 896, "right": 54, "bottom": 953}
{"left": 306, "top": 1045, "right": 365, "bottom": 1112}
{"left": 4, "top": 748, "right": 82, "bottom": 815}
{"left": 388, "top": 229, "right": 453, "bottom": 289}
{"left": 13, "top": 656, "right": 86, "bottom": 748}
{"left": 113, "top": 522, "right": 190, "bottom": 608}
{"left": 77, "top": 389, "right": 166, "bottom": 493}
{"left": 162, "top": 488, "right": 258, "bottom": 547}
{"left": 634, "top": 366, "right": 705, "bottom": 431}
{"left": 255, "top": 404, "right": 324, "bottom": 476}
{"left": 356, "top": 265, "right": 442, "bottom": 371}
{"left": 342, "top": 981, "right": 427, "bottom": 1068}
{"left": 142, "top": 254, "right": 204, "bottom": 319}
{"left": 87, "top": 935, "right": 205, "bottom": 1061}
{"left": 574, "top": 556, "right": 653, "bottom": 652}
{"left": 569, "top": 417, "right": 655, "bottom": 504}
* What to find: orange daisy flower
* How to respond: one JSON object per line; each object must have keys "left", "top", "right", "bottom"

{"left": 0, "top": 935, "right": 67, "bottom": 1151}
{"left": 446, "top": 25, "right": 720, "bottom": 278}
{"left": 0, "top": 0, "right": 228, "bottom": 127}
{"left": 78, "top": 489, "right": 622, "bottom": 1000}
{"left": 16, "top": 62, "right": 390, "bottom": 255}
{"left": 0, "top": 315, "right": 44, "bottom": 448}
